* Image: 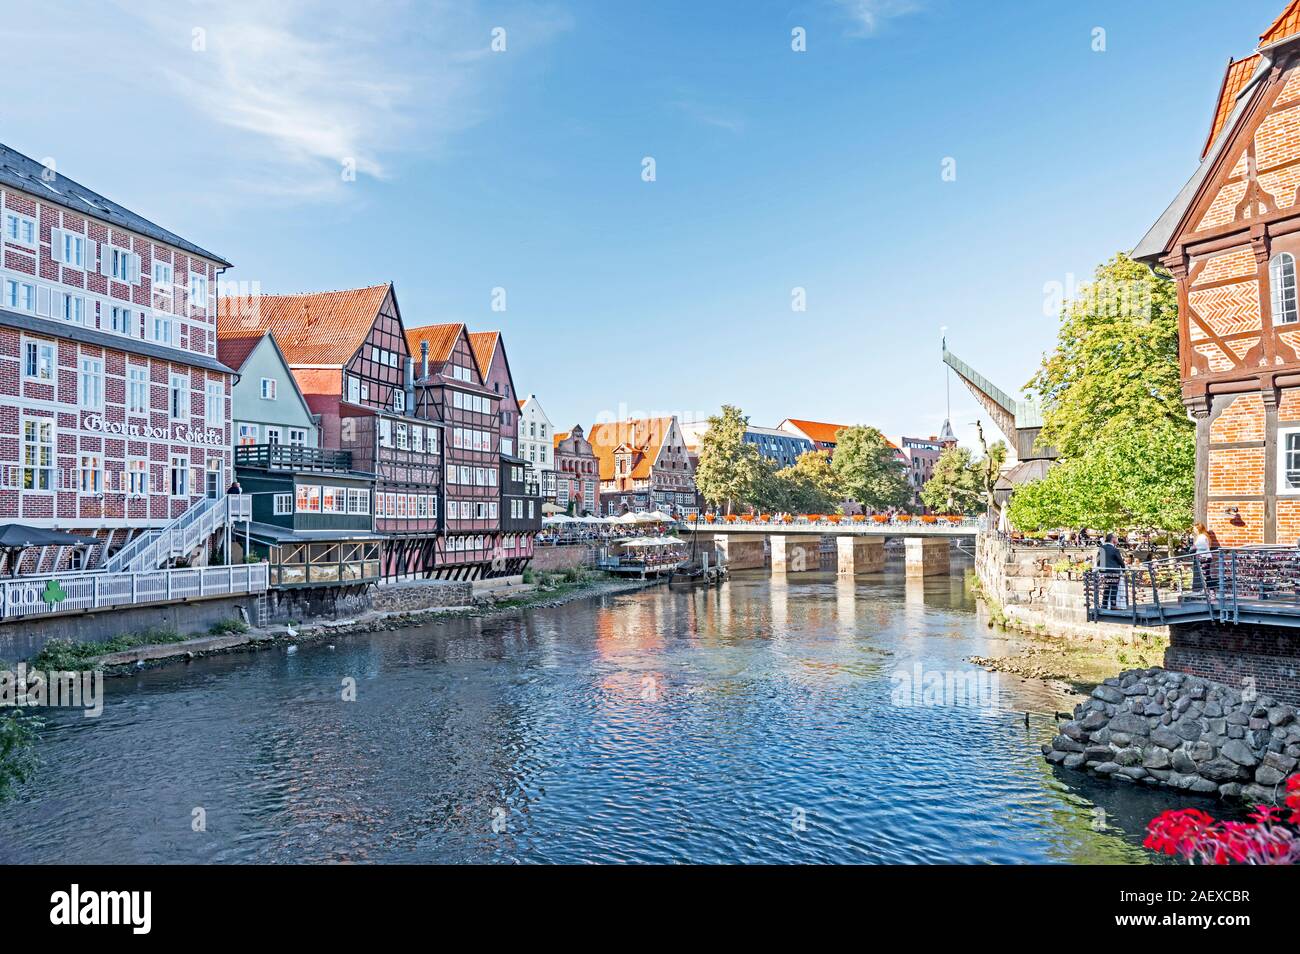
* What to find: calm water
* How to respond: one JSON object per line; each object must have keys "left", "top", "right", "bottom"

{"left": 0, "top": 566, "right": 1184, "bottom": 863}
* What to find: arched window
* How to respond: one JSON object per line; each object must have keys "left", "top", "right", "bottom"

{"left": 1271, "top": 252, "right": 1298, "bottom": 325}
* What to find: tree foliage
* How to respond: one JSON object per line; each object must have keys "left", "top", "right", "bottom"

{"left": 830, "top": 426, "right": 911, "bottom": 511}
{"left": 1006, "top": 418, "right": 1193, "bottom": 533}
{"left": 1028, "top": 253, "right": 1184, "bottom": 458}
{"left": 693, "top": 405, "right": 767, "bottom": 514}
{"left": 763, "top": 450, "right": 841, "bottom": 513}
{"left": 1009, "top": 252, "right": 1194, "bottom": 533}
{"left": 922, "top": 447, "right": 979, "bottom": 513}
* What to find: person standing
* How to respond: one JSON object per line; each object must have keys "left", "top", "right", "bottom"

{"left": 1096, "top": 533, "right": 1125, "bottom": 609}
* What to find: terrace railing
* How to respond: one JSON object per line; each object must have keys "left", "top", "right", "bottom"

{"left": 0, "top": 562, "right": 268, "bottom": 622}
{"left": 1085, "top": 547, "right": 1300, "bottom": 626}
{"left": 235, "top": 444, "right": 354, "bottom": 473}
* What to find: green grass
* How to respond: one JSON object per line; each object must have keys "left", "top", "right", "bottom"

{"left": 208, "top": 618, "right": 249, "bottom": 636}
{"left": 30, "top": 627, "right": 185, "bottom": 671}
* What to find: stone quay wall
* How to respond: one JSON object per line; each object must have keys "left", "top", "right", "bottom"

{"left": 371, "top": 579, "right": 474, "bottom": 613}
{"left": 975, "top": 532, "right": 1167, "bottom": 642}
{"left": 529, "top": 544, "right": 597, "bottom": 574}
{"left": 1043, "top": 667, "right": 1298, "bottom": 804}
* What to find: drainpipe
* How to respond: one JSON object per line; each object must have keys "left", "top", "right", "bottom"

{"left": 405, "top": 357, "right": 415, "bottom": 415}
{"left": 421, "top": 341, "right": 429, "bottom": 380}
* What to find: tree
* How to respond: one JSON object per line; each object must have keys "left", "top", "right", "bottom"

{"left": 768, "top": 451, "right": 841, "bottom": 513}
{"left": 1006, "top": 418, "right": 1193, "bottom": 533}
{"left": 830, "top": 426, "right": 910, "bottom": 511}
{"left": 921, "top": 447, "right": 981, "bottom": 514}
{"left": 1028, "top": 253, "right": 1184, "bottom": 458}
{"left": 693, "top": 405, "right": 767, "bottom": 514}
{"left": 1009, "top": 252, "right": 1194, "bottom": 535}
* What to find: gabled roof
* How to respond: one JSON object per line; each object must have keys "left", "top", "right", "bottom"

{"left": 0, "top": 142, "right": 230, "bottom": 265}
{"left": 215, "top": 328, "right": 264, "bottom": 372}
{"left": 1202, "top": 55, "right": 1262, "bottom": 158}
{"left": 588, "top": 417, "right": 677, "bottom": 481}
{"left": 218, "top": 284, "right": 392, "bottom": 367}
{"left": 1263, "top": 0, "right": 1300, "bottom": 45}
{"left": 468, "top": 331, "right": 499, "bottom": 378}
{"left": 780, "top": 419, "right": 850, "bottom": 445}
{"left": 405, "top": 322, "right": 464, "bottom": 365}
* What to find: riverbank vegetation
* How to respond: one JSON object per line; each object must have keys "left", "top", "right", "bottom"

{"left": 1006, "top": 254, "right": 1193, "bottom": 535}
{"left": 0, "top": 712, "right": 39, "bottom": 800}
{"left": 30, "top": 627, "right": 187, "bottom": 671}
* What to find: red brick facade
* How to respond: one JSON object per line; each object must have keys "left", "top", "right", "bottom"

{"left": 0, "top": 165, "right": 230, "bottom": 570}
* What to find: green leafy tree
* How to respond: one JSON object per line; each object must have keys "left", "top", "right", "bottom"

{"left": 769, "top": 451, "right": 841, "bottom": 513}
{"left": 1009, "top": 252, "right": 1194, "bottom": 534}
{"left": 0, "top": 712, "right": 39, "bottom": 801}
{"left": 693, "top": 405, "right": 767, "bottom": 514}
{"left": 1007, "top": 418, "right": 1193, "bottom": 533}
{"left": 921, "top": 447, "right": 981, "bottom": 513}
{"left": 1028, "top": 253, "right": 1184, "bottom": 458}
{"left": 830, "top": 426, "right": 910, "bottom": 511}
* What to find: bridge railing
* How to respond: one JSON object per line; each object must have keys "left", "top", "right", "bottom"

{"left": 687, "top": 514, "right": 983, "bottom": 529}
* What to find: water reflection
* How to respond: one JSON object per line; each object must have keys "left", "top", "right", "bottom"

{"left": 0, "top": 561, "right": 1184, "bottom": 864}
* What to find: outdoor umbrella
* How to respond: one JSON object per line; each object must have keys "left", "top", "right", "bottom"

{"left": 0, "top": 524, "right": 102, "bottom": 577}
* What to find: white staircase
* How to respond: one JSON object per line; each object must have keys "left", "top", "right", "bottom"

{"left": 103, "top": 495, "right": 252, "bottom": 574}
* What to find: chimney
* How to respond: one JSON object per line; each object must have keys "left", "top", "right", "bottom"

{"left": 421, "top": 341, "right": 429, "bottom": 380}
{"left": 404, "top": 356, "right": 415, "bottom": 415}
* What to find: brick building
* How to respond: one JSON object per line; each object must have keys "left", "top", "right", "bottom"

{"left": 0, "top": 142, "right": 232, "bottom": 572}
{"left": 589, "top": 416, "right": 697, "bottom": 515}
{"left": 553, "top": 425, "right": 599, "bottom": 515}
{"left": 1134, "top": 1, "right": 1300, "bottom": 547}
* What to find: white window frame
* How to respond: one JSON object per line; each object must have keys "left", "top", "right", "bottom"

{"left": 273, "top": 493, "right": 293, "bottom": 515}
{"left": 237, "top": 423, "right": 259, "bottom": 446}
{"left": 4, "top": 211, "right": 35, "bottom": 247}
{"left": 170, "top": 455, "right": 190, "bottom": 497}
{"left": 21, "top": 417, "right": 55, "bottom": 491}
{"left": 6, "top": 279, "right": 35, "bottom": 313}
{"left": 22, "top": 338, "right": 54, "bottom": 382}
{"left": 189, "top": 272, "right": 209, "bottom": 309}
{"left": 170, "top": 373, "right": 188, "bottom": 421}
{"left": 126, "top": 458, "right": 150, "bottom": 496}
{"left": 1273, "top": 252, "right": 1299, "bottom": 326}
{"left": 127, "top": 365, "right": 147, "bottom": 413}
{"left": 78, "top": 356, "right": 104, "bottom": 410}
{"left": 110, "top": 304, "right": 136, "bottom": 336}
{"left": 1280, "top": 426, "right": 1300, "bottom": 494}
{"left": 260, "top": 377, "right": 276, "bottom": 400}
{"left": 78, "top": 453, "right": 103, "bottom": 494}
{"left": 151, "top": 312, "right": 174, "bottom": 346}
{"left": 152, "top": 260, "right": 174, "bottom": 289}
{"left": 288, "top": 428, "right": 307, "bottom": 447}
{"left": 205, "top": 381, "right": 223, "bottom": 427}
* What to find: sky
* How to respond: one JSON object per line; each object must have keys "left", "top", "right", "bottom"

{"left": 0, "top": 0, "right": 1289, "bottom": 448}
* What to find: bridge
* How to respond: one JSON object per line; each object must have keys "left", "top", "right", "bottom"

{"left": 678, "top": 516, "right": 980, "bottom": 576}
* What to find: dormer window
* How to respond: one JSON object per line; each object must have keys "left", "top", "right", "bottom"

{"left": 1272, "top": 252, "right": 1298, "bottom": 325}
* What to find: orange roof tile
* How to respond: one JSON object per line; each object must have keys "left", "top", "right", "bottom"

{"left": 468, "top": 331, "right": 499, "bottom": 378}
{"left": 1262, "top": 0, "right": 1300, "bottom": 45}
{"left": 291, "top": 368, "right": 343, "bottom": 399}
{"left": 405, "top": 323, "right": 464, "bottom": 365}
{"left": 215, "top": 329, "right": 264, "bottom": 372}
{"left": 218, "top": 284, "right": 391, "bottom": 368}
{"left": 588, "top": 417, "right": 676, "bottom": 481}
{"left": 782, "top": 419, "right": 851, "bottom": 445}
{"left": 1201, "top": 54, "right": 1261, "bottom": 158}
{"left": 553, "top": 431, "right": 567, "bottom": 449}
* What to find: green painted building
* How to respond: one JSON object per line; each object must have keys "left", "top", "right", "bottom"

{"left": 217, "top": 330, "right": 319, "bottom": 448}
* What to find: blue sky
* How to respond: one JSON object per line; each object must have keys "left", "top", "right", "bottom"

{"left": 1, "top": 0, "right": 1288, "bottom": 447}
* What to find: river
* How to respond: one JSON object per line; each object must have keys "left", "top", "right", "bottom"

{"left": 0, "top": 565, "right": 1183, "bottom": 863}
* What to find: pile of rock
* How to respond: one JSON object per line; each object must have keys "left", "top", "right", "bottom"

{"left": 1043, "top": 667, "right": 1299, "bottom": 804}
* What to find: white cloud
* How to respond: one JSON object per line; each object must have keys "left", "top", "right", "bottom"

{"left": 8, "top": 0, "right": 570, "bottom": 204}
{"left": 834, "top": 0, "right": 922, "bottom": 37}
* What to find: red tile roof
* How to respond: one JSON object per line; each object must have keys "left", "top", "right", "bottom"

{"left": 1202, "top": 54, "right": 1262, "bottom": 158}
{"left": 468, "top": 331, "right": 499, "bottom": 378}
{"left": 218, "top": 284, "right": 391, "bottom": 368}
{"left": 215, "top": 329, "right": 264, "bottom": 372}
{"left": 588, "top": 417, "right": 676, "bottom": 481}
{"left": 781, "top": 419, "right": 850, "bottom": 446}
{"left": 292, "top": 368, "right": 343, "bottom": 399}
{"left": 1262, "top": 0, "right": 1300, "bottom": 45}
{"left": 405, "top": 323, "right": 464, "bottom": 366}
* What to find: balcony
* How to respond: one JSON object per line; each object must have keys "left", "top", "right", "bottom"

{"left": 1086, "top": 547, "right": 1300, "bottom": 628}
{"left": 236, "top": 444, "right": 354, "bottom": 473}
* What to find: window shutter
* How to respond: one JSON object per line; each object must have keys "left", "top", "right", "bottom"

{"left": 49, "top": 228, "right": 62, "bottom": 264}
{"left": 100, "top": 248, "right": 112, "bottom": 278}
{"left": 84, "top": 239, "right": 96, "bottom": 273}
{"left": 130, "top": 252, "right": 141, "bottom": 284}
{"left": 35, "top": 285, "right": 51, "bottom": 316}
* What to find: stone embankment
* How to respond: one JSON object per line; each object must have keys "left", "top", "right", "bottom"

{"left": 1043, "top": 667, "right": 1299, "bottom": 804}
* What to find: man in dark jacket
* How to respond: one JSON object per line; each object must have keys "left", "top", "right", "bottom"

{"left": 1096, "top": 533, "right": 1125, "bottom": 608}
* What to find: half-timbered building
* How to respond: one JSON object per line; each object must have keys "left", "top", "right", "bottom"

{"left": 218, "top": 284, "right": 443, "bottom": 579}
{"left": 1136, "top": 2, "right": 1300, "bottom": 546}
